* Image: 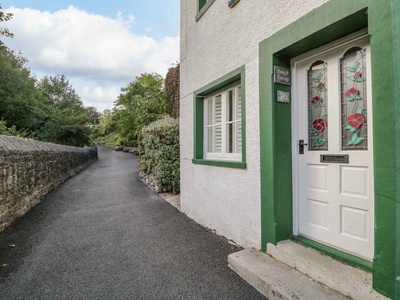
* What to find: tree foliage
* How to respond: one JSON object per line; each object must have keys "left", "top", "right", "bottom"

{"left": 37, "top": 75, "right": 91, "bottom": 147}
{"left": 164, "top": 63, "right": 180, "bottom": 119}
{"left": 0, "top": 43, "right": 47, "bottom": 131}
{"left": 0, "top": 3, "right": 14, "bottom": 38}
{"left": 114, "top": 73, "right": 169, "bottom": 139}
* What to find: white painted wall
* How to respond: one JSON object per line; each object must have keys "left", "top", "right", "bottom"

{"left": 180, "top": 0, "right": 330, "bottom": 249}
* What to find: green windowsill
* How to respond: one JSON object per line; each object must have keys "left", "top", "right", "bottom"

{"left": 196, "top": 0, "right": 215, "bottom": 22}
{"left": 192, "top": 159, "right": 246, "bottom": 169}
{"left": 291, "top": 235, "right": 373, "bottom": 272}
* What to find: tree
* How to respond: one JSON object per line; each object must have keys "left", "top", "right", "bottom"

{"left": 38, "top": 75, "right": 85, "bottom": 111}
{"left": 85, "top": 106, "right": 101, "bottom": 125}
{"left": 114, "top": 73, "right": 169, "bottom": 138}
{"left": 97, "top": 109, "right": 117, "bottom": 135}
{"left": 165, "top": 63, "right": 180, "bottom": 119}
{"left": 0, "top": 44, "right": 47, "bottom": 131}
{"left": 0, "top": 3, "right": 14, "bottom": 38}
{"left": 38, "top": 75, "right": 91, "bottom": 146}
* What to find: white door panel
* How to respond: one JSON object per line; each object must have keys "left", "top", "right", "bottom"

{"left": 293, "top": 36, "right": 374, "bottom": 260}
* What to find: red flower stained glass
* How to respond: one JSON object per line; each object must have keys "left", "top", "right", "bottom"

{"left": 345, "top": 88, "right": 362, "bottom": 102}
{"left": 313, "top": 118, "right": 327, "bottom": 132}
{"left": 347, "top": 113, "right": 364, "bottom": 129}
{"left": 311, "top": 96, "right": 324, "bottom": 108}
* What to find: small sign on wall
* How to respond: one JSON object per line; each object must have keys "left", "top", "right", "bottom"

{"left": 274, "top": 66, "right": 291, "bottom": 86}
{"left": 277, "top": 90, "right": 290, "bottom": 103}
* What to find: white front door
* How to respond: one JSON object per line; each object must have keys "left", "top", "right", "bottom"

{"left": 293, "top": 36, "right": 374, "bottom": 260}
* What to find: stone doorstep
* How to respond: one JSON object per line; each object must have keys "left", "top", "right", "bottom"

{"left": 228, "top": 242, "right": 388, "bottom": 300}
{"left": 228, "top": 248, "right": 347, "bottom": 300}
{"left": 267, "top": 241, "right": 387, "bottom": 300}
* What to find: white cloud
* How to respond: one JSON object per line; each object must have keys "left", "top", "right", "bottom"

{"left": 4, "top": 6, "right": 180, "bottom": 112}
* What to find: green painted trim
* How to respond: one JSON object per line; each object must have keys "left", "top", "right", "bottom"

{"left": 392, "top": 0, "right": 400, "bottom": 298}
{"left": 193, "top": 95, "right": 204, "bottom": 159}
{"left": 195, "top": 66, "right": 244, "bottom": 95}
{"left": 292, "top": 236, "right": 373, "bottom": 272}
{"left": 192, "top": 159, "right": 246, "bottom": 169}
{"left": 196, "top": 0, "right": 215, "bottom": 22}
{"left": 260, "top": 2, "right": 369, "bottom": 248}
{"left": 193, "top": 66, "right": 246, "bottom": 167}
{"left": 259, "top": 0, "right": 399, "bottom": 297}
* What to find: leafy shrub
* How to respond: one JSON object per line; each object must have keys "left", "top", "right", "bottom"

{"left": 139, "top": 116, "right": 180, "bottom": 193}
{"left": 95, "top": 132, "right": 120, "bottom": 149}
{"left": 124, "top": 140, "right": 138, "bottom": 147}
{"left": 0, "top": 119, "right": 32, "bottom": 138}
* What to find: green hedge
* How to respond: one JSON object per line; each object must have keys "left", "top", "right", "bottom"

{"left": 139, "top": 116, "right": 180, "bottom": 193}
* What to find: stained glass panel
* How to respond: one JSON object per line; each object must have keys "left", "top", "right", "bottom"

{"left": 308, "top": 61, "right": 328, "bottom": 151}
{"left": 340, "top": 47, "right": 368, "bottom": 150}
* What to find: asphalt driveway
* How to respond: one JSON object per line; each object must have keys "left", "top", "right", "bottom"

{"left": 0, "top": 146, "right": 265, "bottom": 299}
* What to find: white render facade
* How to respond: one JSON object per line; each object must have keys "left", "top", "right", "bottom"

{"left": 180, "top": 1, "right": 400, "bottom": 298}
{"left": 180, "top": 0, "right": 329, "bottom": 249}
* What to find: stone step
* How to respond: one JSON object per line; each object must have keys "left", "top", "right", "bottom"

{"left": 228, "top": 248, "right": 346, "bottom": 300}
{"left": 228, "top": 241, "right": 389, "bottom": 300}
{"left": 267, "top": 240, "right": 387, "bottom": 300}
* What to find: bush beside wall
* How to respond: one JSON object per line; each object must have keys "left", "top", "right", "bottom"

{"left": 139, "top": 116, "right": 180, "bottom": 193}
{"left": 0, "top": 135, "right": 97, "bottom": 232}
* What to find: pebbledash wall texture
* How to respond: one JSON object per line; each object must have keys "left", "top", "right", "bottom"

{"left": 180, "top": 0, "right": 330, "bottom": 249}
{"left": 0, "top": 135, "right": 97, "bottom": 232}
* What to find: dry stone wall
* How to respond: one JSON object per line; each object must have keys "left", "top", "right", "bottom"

{"left": 0, "top": 135, "right": 97, "bottom": 232}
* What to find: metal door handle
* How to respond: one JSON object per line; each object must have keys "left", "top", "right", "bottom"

{"left": 299, "top": 139, "right": 308, "bottom": 154}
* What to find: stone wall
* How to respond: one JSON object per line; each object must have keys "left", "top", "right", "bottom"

{"left": 0, "top": 135, "right": 97, "bottom": 232}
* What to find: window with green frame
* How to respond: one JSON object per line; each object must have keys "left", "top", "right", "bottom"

{"left": 196, "top": 0, "right": 215, "bottom": 21}
{"left": 193, "top": 66, "right": 246, "bottom": 169}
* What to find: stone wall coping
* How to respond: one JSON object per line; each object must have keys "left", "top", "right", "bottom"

{"left": 0, "top": 135, "right": 88, "bottom": 153}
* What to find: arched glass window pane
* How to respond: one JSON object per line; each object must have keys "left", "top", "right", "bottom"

{"left": 340, "top": 47, "right": 368, "bottom": 150}
{"left": 308, "top": 61, "right": 328, "bottom": 151}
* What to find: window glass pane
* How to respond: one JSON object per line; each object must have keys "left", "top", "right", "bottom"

{"left": 207, "top": 127, "right": 213, "bottom": 152}
{"left": 228, "top": 90, "right": 234, "bottom": 122}
{"left": 340, "top": 47, "right": 368, "bottom": 150}
{"left": 207, "top": 98, "right": 213, "bottom": 126}
{"left": 308, "top": 61, "right": 328, "bottom": 151}
{"left": 227, "top": 123, "right": 234, "bottom": 153}
{"left": 199, "top": 0, "right": 208, "bottom": 10}
{"left": 203, "top": 83, "right": 241, "bottom": 157}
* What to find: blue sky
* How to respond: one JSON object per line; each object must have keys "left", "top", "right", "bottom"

{"left": 3, "top": 0, "right": 180, "bottom": 41}
{"left": 1, "top": 1, "right": 180, "bottom": 111}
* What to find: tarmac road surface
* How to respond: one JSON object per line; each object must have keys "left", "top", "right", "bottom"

{"left": 0, "top": 146, "right": 265, "bottom": 300}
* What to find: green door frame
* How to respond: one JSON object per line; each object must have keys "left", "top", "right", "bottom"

{"left": 259, "top": 0, "right": 400, "bottom": 298}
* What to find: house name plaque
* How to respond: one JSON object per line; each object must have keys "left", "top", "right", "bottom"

{"left": 274, "top": 66, "right": 291, "bottom": 86}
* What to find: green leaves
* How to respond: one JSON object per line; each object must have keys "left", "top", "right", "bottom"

{"left": 312, "top": 137, "right": 326, "bottom": 147}
{"left": 347, "top": 133, "right": 364, "bottom": 146}
{"left": 115, "top": 73, "right": 169, "bottom": 138}
{"left": 139, "top": 116, "right": 180, "bottom": 193}
{"left": 312, "top": 71, "right": 324, "bottom": 83}
{"left": 0, "top": 4, "right": 14, "bottom": 38}
{"left": 345, "top": 124, "right": 357, "bottom": 133}
{"left": 345, "top": 61, "right": 361, "bottom": 73}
